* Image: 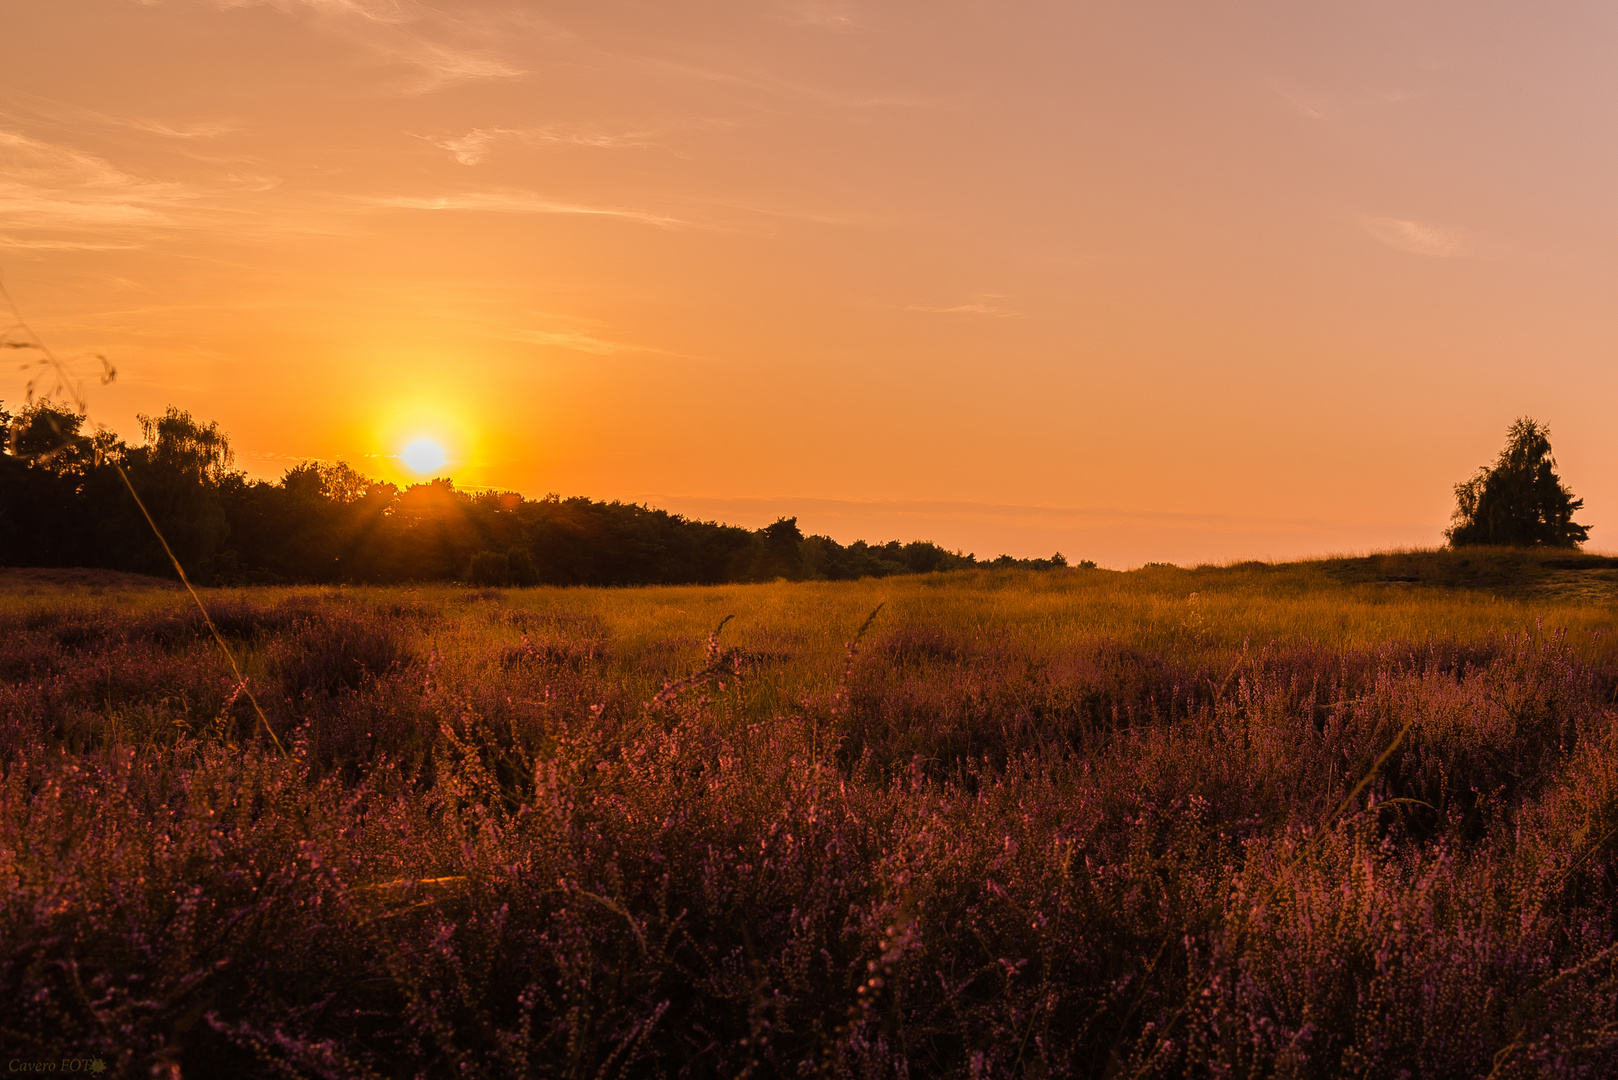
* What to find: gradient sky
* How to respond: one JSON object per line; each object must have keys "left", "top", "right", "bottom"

{"left": 4, "top": 1, "right": 1616, "bottom": 566}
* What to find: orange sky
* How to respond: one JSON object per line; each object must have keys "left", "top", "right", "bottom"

{"left": 4, "top": 1, "right": 1616, "bottom": 566}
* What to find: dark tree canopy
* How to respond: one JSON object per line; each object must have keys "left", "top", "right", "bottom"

{"left": 0, "top": 401, "right": 1080, "bottom": 585}
{"left": 1446, "top": 417, "right": 1589, "bottom": 549}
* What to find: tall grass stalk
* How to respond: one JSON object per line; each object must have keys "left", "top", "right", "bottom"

{"left": 2, "top": 280, "right": 283, "bottom": 755}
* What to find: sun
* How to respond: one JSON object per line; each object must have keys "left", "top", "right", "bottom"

{"left": 369, "top": 397, "right": 476, "bottom": 484}
{"left": 401, "top": 437, "right": 448, "bottom": 475}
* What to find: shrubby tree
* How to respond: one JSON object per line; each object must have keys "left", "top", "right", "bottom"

{"left": 1447, "top": 417, "right": 1589, "bottom": 549}
{"left": 759, "top": 516, "right": 807, "bottom": 580}
{"left": 7, "top": 399, "right": 98, "bottom": 474}
{"left": 0, "top": 401, "right": 108, "bottom": 567}
{"left": 219, "top": 461, "right": 395, "bottom": 583}
{"left": 115, "top": 407, "right": 236, "bottom": 581}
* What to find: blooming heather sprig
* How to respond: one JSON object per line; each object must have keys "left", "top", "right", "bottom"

{"left": 829, "top": 603, "right": 883, "bottom": 719}
{"left": 3, "top": 595, "right": 1617, "bottom": 1076}
{"left": 650, "top": 615, "right": 742, "bottom": 709}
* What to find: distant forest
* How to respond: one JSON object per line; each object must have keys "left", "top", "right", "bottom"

{"left": 1, "top": 402, "right": 1074, "bottom": 586}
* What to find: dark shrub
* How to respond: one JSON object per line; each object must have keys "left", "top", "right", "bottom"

{"left": 875, "top": 625, "right": 974, "bottom": 666}
{"left": 268, "top": 608, "right": 410, "bottom": 700}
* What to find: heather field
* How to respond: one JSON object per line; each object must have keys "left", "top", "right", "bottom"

{"left": 3, "top": 550, "right": 1618, "bottom": 1078}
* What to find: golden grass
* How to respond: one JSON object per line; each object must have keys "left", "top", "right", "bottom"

{"left": 8, "top": 556, "right": 1612, "bottom": 721}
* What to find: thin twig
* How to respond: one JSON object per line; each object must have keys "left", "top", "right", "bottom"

{"left": 2, "top": 276, "right": 285, "bottom": 756}
{"left": 109, "top": 457, "right": 285, "bottom": 755}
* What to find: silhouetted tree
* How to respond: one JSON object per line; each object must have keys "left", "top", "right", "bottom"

{"left": 1447, "top": 417, "right": 1589, "bottom": 549}
{"left": 115, "top": 407, "right": 235, "bottom": 581}
{"left": 0, "top": 401, "right": 108, "bottom": 567}
{"left": 7, "top": 400, "right": 97, "bottom": 474}
{"left": 758, "top": 516, "right": 806, "bottom": 579}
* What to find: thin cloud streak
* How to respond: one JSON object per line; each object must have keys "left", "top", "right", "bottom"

{"left": 359, "top": 191, "right": 688, "bottom": 227}
{"left": 0, "top": 234, "right": 143, "bottom": 251}
{"left": 2, "top": 86, "right": 238, "bottom": 142}
{"left": 0, "top": 119, "right": 699, "bottom": 251}
{"left": 430, "top": 124, "right": 657, "bottom": 165}
{"left": 478, "top": 308, "right": 692, "bottom": 359}
{"left": 773, "top": 0, "right": 862, "bottom": 32}
{"left": 118, "top": 117, "right": 240, "bottom": 140}
{"left": 402, "top": 40, "right": 523, "bottom": 87}
{"left": 605, "top": 50, "right": 944, "bottom": 113}
{"left": 902, "top": 301, "right": 1023, "bottom": 317}
{"left": 364, "top": 185, "right": 850, "bottom": 237}
{"left": 0, "top": 128, "right": 314, "bottom": 250}
{"left": 0, "top": 130, "right": 199, "bottom": 234}
{"left": 202, "top": 0, "right": 410, "bottom": 22}
{"left": 501, "top": 328, "right": 636, "bottom": 354}
{"left": 198, "top": 0, "right": 525, "bottom": 91}
{"left": 1361, "top": 216, "right": 1471, "bottom": 258}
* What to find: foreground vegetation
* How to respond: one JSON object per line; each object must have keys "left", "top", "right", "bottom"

{"left": 3, "top": 551, "right": 1617, "bottom": 1077}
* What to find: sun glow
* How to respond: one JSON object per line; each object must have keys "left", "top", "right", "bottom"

{"left": 365, "top": 395, "right": 481, "bottom": 486}
{"left": 402, "top": 438, "right": 448, "bottom": 475}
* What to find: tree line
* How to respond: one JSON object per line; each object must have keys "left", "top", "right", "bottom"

{"left": 0, "top": 401, "right": 1076, "bottom": 586}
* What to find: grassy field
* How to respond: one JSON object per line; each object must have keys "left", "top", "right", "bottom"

{"left": 8, "top": 547, "right": 1616, "bottom": 713}
{"left": 2, "top": 549, "right": 1616, "bottom": 1076}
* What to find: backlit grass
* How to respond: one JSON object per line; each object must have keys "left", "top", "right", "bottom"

{"left": 1, "top": 551, "right": 1615, "bottom": 1077}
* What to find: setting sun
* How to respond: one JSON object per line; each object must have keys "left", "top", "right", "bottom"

{"left": 401, "top": 438, "right": 448, "bottom": 476}
{"left": 364, "top": 397, "right": 479, "bottom": 486}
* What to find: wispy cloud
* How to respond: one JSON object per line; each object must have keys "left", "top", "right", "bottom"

{"left": 359, "top": 190, "right": 687, "bottom": 227}
{"left": 196, "top": 0, "right": 525, "bottom": 91}
{"left": 429, "top": 124, "right": 655, "bottom": 165}
{"left": 0, "top": 234, "right": 143, "bottom": 251}
{"left": 498, "top": 324, "right": 645, "bottom": 356}
{"left": 0, "top": 130, "right": 199, "bottom": 235}
{"left": 0, "top": 119, "right": 695, "bottom": 251}
{"left": 0, "top": 91, "right": 238, "bottom": 148}
{"left": 1361, "top": 216, "right": 1471, "bottom": 258}
{"left": 505, "top": 328, "right": 634, "bottom": 354}
{"left": 478, "top": 309, "right": 680, "bottom": 357}
{"left": 202, "top": 0, "right": 406, "bottom": 25}
{"left": 117, "top": 116, "right": 239, "bottom": 140}
{"left": 1270, "top": 81, "right": 1421, "bottom": 123}
{"left": 402, "top": 40, "right": 523, "bottom": 87}
{"left": 0, "top": 127, "right": 318, "bottom": 251}
{"left": 604, "top": 50, "right": 941, "bottom": 112}
{"left": 902, "top": 294, "right": 1022, "bottom": 317}
{"left": 774, "top": 1, "right": 861, "bottom": 31}
{"left": 1267, "top": 80, "right": 1334, "bottom": 122}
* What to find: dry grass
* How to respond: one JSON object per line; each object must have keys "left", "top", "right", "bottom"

{"left": 1, "top": 557, "right": 1616, "bottom": 1077}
